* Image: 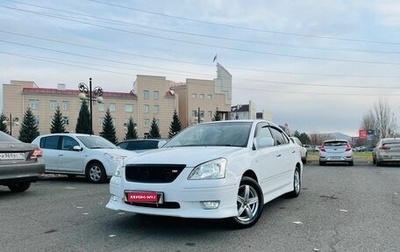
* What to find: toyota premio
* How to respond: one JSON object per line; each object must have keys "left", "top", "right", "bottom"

{"left": 106, "top": 120, "right": 302, "bottom": 228}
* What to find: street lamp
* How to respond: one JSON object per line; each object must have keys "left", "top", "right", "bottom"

{"left": 2, "top": 113, "right": 19, "bottom": 136}
{"left": 78, "top": 78, "right": 104, "bottom": 134}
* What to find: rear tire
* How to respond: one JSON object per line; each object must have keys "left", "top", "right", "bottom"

{"left": 227, "top": 177, "right": 263, "bottom": 229}
{"left": 287, "top": 168, "right": 301, "bottom": 198}
{"left": 319, "top": 161, "right": 325, "bottom": 166}
{"left": 348, "top": 161, "right": 354, "bottom": 166}
{"left": 8, "top": 182, "right": 31, "bottom": 192}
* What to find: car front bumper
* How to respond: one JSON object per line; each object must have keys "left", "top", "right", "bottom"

{"left": 106, "top": 172, "right": 239, "bottom": 219}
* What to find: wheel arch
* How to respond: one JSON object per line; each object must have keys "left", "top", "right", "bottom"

{"left": 242, "top": 169, "right": 258, "bottom": 183}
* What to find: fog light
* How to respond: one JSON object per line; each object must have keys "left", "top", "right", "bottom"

{"left": 201, "top": 201, "right": 220, "bottom": 209}
{"left": 111, "top": 195, "right": 118, "bottom": 202}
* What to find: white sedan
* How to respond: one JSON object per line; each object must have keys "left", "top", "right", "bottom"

{"left": 106, "top": 120, "right": 303, "bottom": 228}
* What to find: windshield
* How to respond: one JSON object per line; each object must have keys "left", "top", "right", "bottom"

{"left": 164, "top": 121, "right": 252, "bottom": 148}
{"left": 77, "top": 135, "right": 117, "bottom": 149}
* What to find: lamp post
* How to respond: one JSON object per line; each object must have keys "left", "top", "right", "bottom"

{"left": 78, "top": 78, "right": 103, "bottom": 134}
{"left": 2, "top": 113, "right": 19, "bottom": 136}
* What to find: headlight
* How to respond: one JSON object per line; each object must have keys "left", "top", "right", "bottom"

{"left": 188, "top": 158, "right": 227, "bottom": 180}
{"left": 113, "top": 160, "right": 124, "bottom": 177}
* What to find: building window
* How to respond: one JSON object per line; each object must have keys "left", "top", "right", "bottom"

{"left": 29, "top": 99, "right": 39, "bottom": 109}
{"left": 109, "top": 103, "right": 116, "bottom": 112}
{"left": 199, "top": 94, "right": 204, "bottom": 99}
{"left": 125, "top": 104, "right": 133, "bottom": 112}
{"left": 62, "top": 101, "right": 69, "bottom": 111}
{"left": 191, "top": 93, "right": 196, "bottom": 99}
{"left": 33, "top": 115, "right": 40, "bottom": 125}
{"left": 143, "top": 90, "right": 149, "bottom": 99}
{"left": 153, "top": 105, "right": 159, "bottom": 114}
{"left": 207, "top": 94, "right": 212, "bottom": 99}
{"left": 153, "top": 91, "right": 159, "bottom": 100}
{"left": 192, "top": 110, "right": 197, "bottom": 117}
{"left": 144, "top": 118, "right": 150, "bottom": 127}
{"left": 144, "top": 105, "right": 149, "bottom": 113}
{"left": 98, "top": 103, "right": 105, "bottom": 112}
{"left": 208, "top": 111, "right": 212, "bottom": 118}
{"left": 62, "top": 116, "right": 69, "bottom": 125}
{"left": 50, "top": 100, "right": 57, "bottom": 110}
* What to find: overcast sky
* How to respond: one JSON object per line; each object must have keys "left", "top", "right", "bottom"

{"left": 1, "top": 0, "right": 400, "bottom": 136}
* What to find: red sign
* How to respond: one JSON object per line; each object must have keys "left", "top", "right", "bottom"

{"left": 359, "top": 129, "right": 368, "bottom": 140}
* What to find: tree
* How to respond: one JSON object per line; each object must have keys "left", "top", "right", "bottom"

{"left": 75, "top": 99, "right": 91, "bottom": 134}
{"left": 168, "top": 110, "right": 182, "bottom": 138}
{"left": 99, "top": 109, "right": 118, "bottom": 144}
{"left": 298, "top": 132, "right": 311, "bottom": 145}
{"left": 373, "top": 98, "right": 396, "bottom": 139}
{"left": 124, "top": 117, "right": 138, "bottom": 140}
{"left": 0, "top": 113, "right": 9, "bottom": 134}
{"left": 149, "top": 118, "right": 161, "bottom": 138}
{"left": 50, "top": 106, "right": 66, "bottom": 133}
{"left": 212, "top": 108, "right": 221, "bottom": 121}
{"left": 19, "top": 107, "right": 39, "bottom": 143}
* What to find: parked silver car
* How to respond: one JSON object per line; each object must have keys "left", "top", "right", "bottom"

{"left": 319, "top": 139, "right": 353, "bottom": 166}
{"left": 0, "top": 131, "right": 45, "bottom": 192}
{"left": 372, "top": 138, "right": 400, "bottom": 166}
{"left": 32, "top": 133, "right": 134, "bottom": 183}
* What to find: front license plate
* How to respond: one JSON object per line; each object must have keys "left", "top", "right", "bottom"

{"left": 125, "top": 191, "right": 163, "bottom": 204}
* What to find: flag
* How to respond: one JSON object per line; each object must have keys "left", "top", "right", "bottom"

{"left": 213, "top": 54, "right": 217, "bottom": 62}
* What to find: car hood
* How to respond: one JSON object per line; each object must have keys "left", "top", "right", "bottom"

{"left": 124, "top": 146, "right": 242, "bottom": 167}
{"left": 91, "top": 148, "right": 136, "bottom": 157}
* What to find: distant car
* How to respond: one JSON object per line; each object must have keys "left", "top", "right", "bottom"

{"left": 290, "top": 137, "right": 307, "bottom": 163}
{"left": 0, "top": 131, "right": 45, "bottom": 192}
{"left": 32, "top": 133, "right": 134, "bottom": 183}
{"left": 372, "top": 138, "right": 400, "bottom": 166}
{"left": 106, "top": 119, "right": 303, "bottom": 229}
{"left": 116, "top": 139, "right": 167, "bottom": 153}
{"left": 319, "top": 139, "right": 354, "bottom": 166}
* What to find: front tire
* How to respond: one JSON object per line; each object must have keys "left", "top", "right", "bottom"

{"left": 86, "top": 162, "right": 107, "bottom": 183}
{"left": 8, "top": 182, "right": 31, "bottom": 192}
{"left": 228, "top": 177, "right": 264, "bottom": 229}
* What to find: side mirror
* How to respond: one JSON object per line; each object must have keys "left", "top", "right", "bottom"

{"left": 72, "top": 145, "right": 83, "bottom": 151}
{"left": 255, "top": 137, "right": 274, "bottom": 149}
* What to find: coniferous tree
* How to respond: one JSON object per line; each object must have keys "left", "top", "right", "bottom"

{"left": 19, "top": 107, "right": 40, "bottom": 143}
{"left": 50, "top": 106, "right": 66, "bottom": 133}
{"left": 168, "top": 110, "right": 182, "bottom": 138}
{"left": 125, "top": 117, "right": 138, "bottom": 140}
{"left": 213, "top": 108, "right": 221, "bottom": 121}
{"left": 0, "top": 113, "right": 9, "bottom": 134}
{"left": 75, "top": 99, "right": 91, "bottom": 134}
{"left": 149, "top": 118, "right": 161, "bottom": 138}
{"left": 99, "top": 109, "right": 118, "bottom": 144}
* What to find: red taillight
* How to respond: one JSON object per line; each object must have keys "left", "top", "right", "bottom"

{"left": 345, "top": 143, "right": 352, "bottom": 152}
{"left": 379, "top": 146, "right": 390, "bottom": 150}
{"left": 30, "top": 148, "right": 43, "bottom": 159}
{"left": 320, "top": 145, "right": 326, "bottom": 152}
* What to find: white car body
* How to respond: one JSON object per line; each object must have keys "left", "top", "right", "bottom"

{"left": 32, "top": 133, "right": 135, "bottom": 183}
{"left": 106, "top": 120, "right": 303, "bottom": 228}
{"left": 290, "top": 137, "right": 307, "bottom": 163}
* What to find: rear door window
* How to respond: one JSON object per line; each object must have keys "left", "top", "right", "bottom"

{"left": 40, "top": 136, "right": 60, "bottom": 149}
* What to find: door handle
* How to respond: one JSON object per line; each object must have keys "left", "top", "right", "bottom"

{"left": 276, "top": 154, "right": 281, "bottom": 157}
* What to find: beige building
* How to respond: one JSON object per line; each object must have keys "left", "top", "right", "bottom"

{"left": 2, "top": 64, "right": 233, "bottom": 140}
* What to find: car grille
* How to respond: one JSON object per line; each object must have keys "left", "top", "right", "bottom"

{"left": 125, "top": 164, "right": 186, "bottom": 183}
{"left": 125, "top": 202, "right": 180, "bottom": 209}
